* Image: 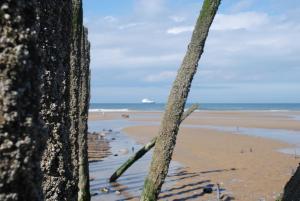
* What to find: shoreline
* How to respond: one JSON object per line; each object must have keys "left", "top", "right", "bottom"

{"left": 122, "top": 126, "right": 298, "bottom": 200}
{"left": 89, "top": 109, "right": 300, "bottom": 113}
{"left": 89, "top": 110, "right": 300, "bottom": 131}
{"left": 89, "top": 110, "right": 300, "bottom": 200}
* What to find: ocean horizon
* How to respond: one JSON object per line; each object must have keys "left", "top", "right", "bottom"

{"left": 89, "top": 103, "right": 300, "bottom": 112}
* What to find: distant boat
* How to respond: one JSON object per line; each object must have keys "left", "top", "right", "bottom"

{"left": 141, "top": 98, "right": 155, "bottom": 104}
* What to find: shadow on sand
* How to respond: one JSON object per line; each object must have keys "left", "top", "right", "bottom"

{"left": 109, "top": 167, "right": 236, "bottom": 201}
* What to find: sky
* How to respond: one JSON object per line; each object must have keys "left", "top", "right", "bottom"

{"left": 83, "top": 0, "right": 300, "bottom": 103}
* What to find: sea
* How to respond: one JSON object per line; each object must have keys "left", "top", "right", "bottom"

{"left": 89, "top": 103, "right": 300, "bottom": 112}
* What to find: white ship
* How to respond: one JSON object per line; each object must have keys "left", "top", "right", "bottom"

{"left": 141, "top": 98, "right": 155, "bottom": 104}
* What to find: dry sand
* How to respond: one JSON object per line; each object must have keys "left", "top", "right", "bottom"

{"left": 90, "top": 110, "right": 300, "bottom": 200}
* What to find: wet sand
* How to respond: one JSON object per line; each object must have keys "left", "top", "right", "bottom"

{"left": 88, "top": 132, "right": 111, "bottom": 162}
{"left": 88, "top": 122, "right": 182, "bottom": 201}
{"left": 89, "top": 110, "right": 300, "bottom": 200}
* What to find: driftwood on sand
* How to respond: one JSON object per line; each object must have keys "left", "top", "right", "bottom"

{"left": 109, "top": 104, "right": 198, "bottom": 182}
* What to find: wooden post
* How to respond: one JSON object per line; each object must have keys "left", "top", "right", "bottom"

{"left": 0, "top": 1, "right": 45, "bottom": 200}
{"left": 141, "top": 1, "right": 221, "bottom": 200}
{"left": 78, "top": 27, "right": 91, "bottom": 201}
{"left": 282, "top": 163, "right": 300, "bottom": 201}
{"left": 109, "top": 105, "right": 198, "bottom": 182}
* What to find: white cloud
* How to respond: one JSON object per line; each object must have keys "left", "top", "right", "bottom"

{"left": 166, "top": 12, "right": 269, "bottom": 35}
{"left": 134, "top": 0, "right": 166, "bottom": 17}
{"left": 212, "top": 12, "right": 269, "bottom": 30}
{"left": 230, "top": 0, "right": 254, "bottom": 13}
{"left": 84, "top": 0, "right": 300, "bottom": 102}
{"left": 86, "top": 3, "right": 300, "bottom": 93}
{"left": 166, "top": 26, "right": 194, "bottom": 34}
{"left": 169, "top": 16, "right": 186, "bottom": 23}
{"left": 118, "top": 23, "right": 144, "bottom": 30}
{"left": 91, "top": 46, "right": 182, "bottom": 69}
{"left": 103, "top": 15, "right": 117, "bottom": 22}
{"left": 145, "top": 71, "right": 177, "bottom": 82}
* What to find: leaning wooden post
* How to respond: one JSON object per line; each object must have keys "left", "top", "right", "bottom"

{"left": 109, "top": 104, "right": 198, "bottom": 182}
{"left": 140, "top": 1, "right": 221, "bottom": 200}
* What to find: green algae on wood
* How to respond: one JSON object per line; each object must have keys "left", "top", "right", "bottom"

{"left": 140, "top": 0, "right": 221, "bottom": 200}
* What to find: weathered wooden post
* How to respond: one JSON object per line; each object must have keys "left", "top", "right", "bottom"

{"left": 68, "top": 0, "right": 84, "bottom": 196}
{"left": 141, "top": 1, "right": 221, "bottom": 200}
{"left": 282, "top": 164, "right": 300, "bottom": 201}
{"left": 78, "top": 27, "right": 91, "bottom": 201}
{"left": 39, "top": 1, "right": 77, "bottom": 200}
{"left": 0, "top": 1, "right": 45, "bottom": 200}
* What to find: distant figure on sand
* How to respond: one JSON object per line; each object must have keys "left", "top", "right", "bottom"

{"left": 132, "top": 146, "right": 134, "bottom": 153}
{"left": 216, "top": 183, "right": 221, "bottom": 201}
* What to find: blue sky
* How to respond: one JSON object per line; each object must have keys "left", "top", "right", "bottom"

{"left": 83, "top": 0, "right": 300, "bottom": 103}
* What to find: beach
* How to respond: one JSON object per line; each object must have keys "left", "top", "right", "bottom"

{"left": 89, "top": 110, "right": 300, "bottom": 200}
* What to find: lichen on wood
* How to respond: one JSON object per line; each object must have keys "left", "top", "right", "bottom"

{"left": 140, "top": 0, "right": 221, "bottom": 200}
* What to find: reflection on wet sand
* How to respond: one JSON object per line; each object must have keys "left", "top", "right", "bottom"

{"left": 88, "top": 128, "right": 184, "bottom": 200}
{"left": 88, "top": 127, "right": 234, "bottom": 200}
{"left": 88, "top": 132, "right": 111, "bottom": 162}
